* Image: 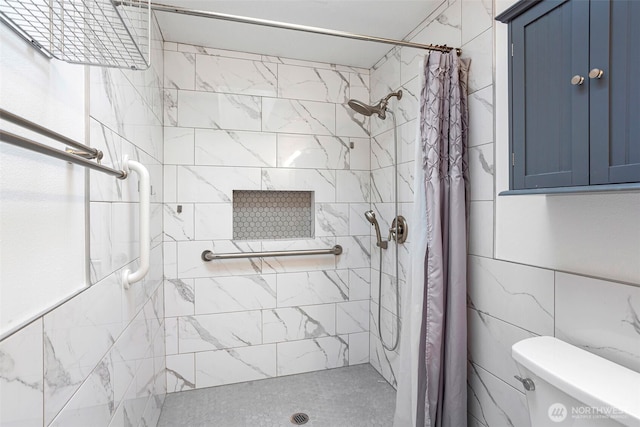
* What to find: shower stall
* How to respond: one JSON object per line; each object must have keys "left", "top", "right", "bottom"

{"left": 0, "top": 1, "right": 466, "bottom": 426}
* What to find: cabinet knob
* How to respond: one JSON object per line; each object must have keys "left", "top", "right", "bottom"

{"left": 571, "top": 75, "right": 585, "bottom": 86}
{"left": 589, "top": 68, "right": 604, "bottom": 79}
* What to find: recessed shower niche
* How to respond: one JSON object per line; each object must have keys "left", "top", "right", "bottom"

{"left": 232, "top": 190, "right": 314, "bottom": 240}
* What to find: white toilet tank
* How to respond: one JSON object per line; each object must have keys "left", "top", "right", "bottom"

{"left": 512, "top": 336, "right": 640, "bottom": 427}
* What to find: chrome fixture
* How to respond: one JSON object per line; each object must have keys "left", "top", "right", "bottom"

{"left": 118, "top": 1, "right": 462, "bottom": 55}
{"left": 389, "top": 216, "right": 408, "bottom": 244}
{"left": 365, "top": 210, "right": 388, "bottom": 249}
{"left": 202, "top": 245, "right": 342, "bottom": 261}
{"left": 0, "top": 110, "right": 125, "bottom": 179}
{"left": 348, "top": 90, "right": 402, "bottom": 120}
{"left": 514, "top": 375, "right": 536, "bottom": 392}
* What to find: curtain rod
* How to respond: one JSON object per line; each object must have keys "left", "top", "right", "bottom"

{"left": 120, "top": 1, "right": 461, "bottom": 56}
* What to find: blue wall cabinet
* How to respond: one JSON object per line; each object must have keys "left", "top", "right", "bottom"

{"left": 497, "top": 0, "right": 640, "bottom": 191}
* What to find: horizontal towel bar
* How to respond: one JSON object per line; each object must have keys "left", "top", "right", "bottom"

{"left": 0, "top": 129, "right": 127, "bottom": 179}
{"left": 1, "top": 109, "right": 102, "bottom": 160}
{"left": 201, "top": 245, "right": 343, "bottom": 261}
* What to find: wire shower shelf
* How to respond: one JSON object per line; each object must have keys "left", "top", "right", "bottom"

{"left": 0, "top": 0, "right": 150, "bottom": 69}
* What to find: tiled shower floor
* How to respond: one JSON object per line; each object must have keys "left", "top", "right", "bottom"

{"left": 157, "top": 364, "right": 396, "bottom": 427}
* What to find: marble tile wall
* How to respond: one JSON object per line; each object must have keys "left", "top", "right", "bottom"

{"left": 0, "top": 13, "right": 166, "bottom": 427}
{"left": 368, "top": 1, "right": 639, "bottom": 426}
{"left": 162, "top": 41, "right": 373, "bottom": 391}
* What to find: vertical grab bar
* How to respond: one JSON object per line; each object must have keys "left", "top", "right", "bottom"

{"left": 121, "top": 155, "right": 150, "bottom": 289}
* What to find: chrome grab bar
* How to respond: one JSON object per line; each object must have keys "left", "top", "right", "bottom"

{"left": 202, "top": 245, "right": 343, "bottom": 261}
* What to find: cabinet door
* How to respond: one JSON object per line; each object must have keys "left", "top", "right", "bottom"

{"left": 510, "top": 0, "right": 590, "bottom": 189}
{"left": 589, "top": 0, "right": 640, "bottom": 184}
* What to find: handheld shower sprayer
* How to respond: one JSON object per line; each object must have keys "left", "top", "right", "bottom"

{"left": 364, "top": 210, "right": 388, "bottom": 249}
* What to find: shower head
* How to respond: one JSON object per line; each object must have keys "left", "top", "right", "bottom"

{"left": 364, "top": 210, "right": 387, "bottom": 249}
{"left": 364, "top": 210, "right": 377, "bottom": 224}
{"left": 347, "top": 90, "right": 402, "bottom": 120}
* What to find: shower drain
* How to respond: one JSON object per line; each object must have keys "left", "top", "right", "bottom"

{"left": 290, "top": 412, "right": 309, "bottom": 425}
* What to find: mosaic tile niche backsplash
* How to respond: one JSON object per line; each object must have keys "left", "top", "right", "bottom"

{"left": 233, "top": 190, "right": 314, "bottom": 240}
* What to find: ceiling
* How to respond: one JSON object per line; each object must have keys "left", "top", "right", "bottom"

{"left": 154, "top": 1, "right": 444, "bottom": 69}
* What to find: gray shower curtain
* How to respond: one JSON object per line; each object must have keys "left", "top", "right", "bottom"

{"left": 393, "top": 50, "right": 470, "bottom": 427}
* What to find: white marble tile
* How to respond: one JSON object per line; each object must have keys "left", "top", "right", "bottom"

{"left": 195, "top": 129, "right": 276, "bottom": 167}
{"left": 193, "top": 203, "right": 233, "bottom": 240}
{"left": 194, "top": 275, "right": 277, "bottom": 314}
{"left": 164, "top": 51, "right": 195, "bottom": 90}
{"left": 468, "top": 308, "right": 537, "bottom": 391}
{"left": 469, "top": 143, "right": 494, "bottom": 201}
{"left": 398, "top": 161, "right": 415, "bottom": 203}
{"left": 262, "top": 168, "right": 335, "bottom": 202}
{"left": 262, "top": 98, "right": 335, "bottom": 136}
{"left": 349, "top": 72, "right": 370, "bottom": 104}
{"left": 164, "top": 127, "right": 194, "bottom": 165}
{"left": 164, "top": 279, "right": 195, "bottom": 317}
{"left": 0, "top": 320, "right": 43, "bottom": 427}
{"left": 371, "top": 166, "right": 393, "bottom": 203}
{"left": 371, "top": 49, "right": 401, "bottom": 103}
{"left": 178, "top": 311, "right": 262, "bottom": 353}
{"left": 196, "top": 55, "right": 277, "bottom": 97}
{"left": 166, "top": 353, "right": 195, "bottom": 393}
{"left": 468, "top": 256, "right": 555, "bottom": 336}
{"left": 397, "top": 76, "right": 420, "bottom": 126}
{"left": 371, "top": 128, "right": 395, "bottom": 170}
{"left": 337, "top": 300, "right": 370, "bottom": 334}
{"left": 278, "top": 64, "right": 349, "bottom": 103}
{"left": 276, "top": 134, "right": 349, "bottom": 170}
{"left": 163, "top": 89, "right": 178, "bottom": 126}
{"left": 349, "top": 137, "right": 371, "bottom": 171}
{"left": 461, "top": 0, "right": 493, "bottom": 45}
{"left": 180, "top": 43, "right": 262, "bottom": 62}
{"left": 177, "top": 90, "right": 262, "bottom": 131}
{"left": 349, "top": 268, "right": 371, "bottom": 301}
{"left": 336, "top": 103, "right": 370, "bottom": 138}
{"left": 163, "top": 203, "right": 194, "bottom": 242}
{"left": 555, "top": 273, "right": 640, "bottom": 372}
{"left": 43, "top": 273, "right": 123, "bottom": 425}
{"left": 336, "top": 236, "right": 371, "bottom": 270}
{"left": 411, "top": 0, "right": 462, "bottom": 54}
{"left": 48, "top": 352, "right": 116, "bottom": 427}
{"left": 177, "top": 240, "right": 263, "bottom": 279}
{"left": 316, "top": 203, "right": 349, "bottom": 237}
{"left": 163, "top": 241, "right": 178, "bottom": 281}
{"left": 90, "top": 202, "right": 113, "bottom": 284}
{"left": 468, "top": 85, "right": 494, "bottom": 147}
{"left": 468, "top": 363, "right": 530, "bottom": 427}
{"left": 400, "top": 47, "right": 425, "bottom": 86}
{"left": 111, "top": 202, "right": 139, "bottom": 271}
{"left": 277, "top": 336, "right": 348, "bottom": 376}
{"left": 163, "top": 165, "right": 177, "bottom": 203}
{"left": 164, "top": 317, "right": 178, "bottom": 356}
{"left": 348, "top": 332, "right": 369, "bottom": 365}
{"left": 176, "top": 166, "right": 261, "bottom": 203}
{"left": 349, "top": 203, "right": 372, "bottom": 236}
{"left": 336, "top": 170, "right": 370, "bottom": 203}
{"left": 468, "top": 201, "right": 494, "bottom": 258}
{"left": 277, "top": 270, "right": 348, "bottom": 307}
{"left": 164, "top": 42, "right": 177, "bottom": 51}
{"left": 195, "top": 344, "right": 276, "bottom": 388}
{"left": 263, "top": 305, "right": 336, "bottom": 343}
{"left": 398, "top": 119, "right": 417, "bottom": 164}
{"left": 462, "top": 28, "right": 493, "bottom": 94}
{"left": 369, "top": 329, "right": 400, "bottom": 387}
